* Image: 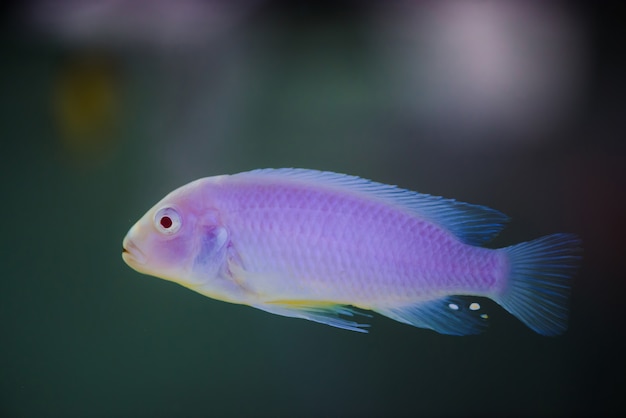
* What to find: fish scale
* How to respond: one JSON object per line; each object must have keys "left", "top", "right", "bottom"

{"left": 217, "top": 177, "right": 500, "bottom": 305}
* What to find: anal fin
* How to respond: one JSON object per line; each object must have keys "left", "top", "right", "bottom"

{"left": 376, "top": 296, "right": 489, "bottom": 335}
{"left": 254, "top": 300, "right": 371, "bottom": 333}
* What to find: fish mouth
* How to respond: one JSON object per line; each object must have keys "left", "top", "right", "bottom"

{"left": 122, "top": 237, "right": 147, "bottom": 266}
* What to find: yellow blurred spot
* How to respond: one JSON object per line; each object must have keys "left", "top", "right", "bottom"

{"left": 53, "top": 54, "right": 121, "bottom": 163}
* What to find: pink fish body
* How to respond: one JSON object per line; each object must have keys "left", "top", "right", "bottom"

{"left": 122, "top": 169, "right": 580, "bottom": 335}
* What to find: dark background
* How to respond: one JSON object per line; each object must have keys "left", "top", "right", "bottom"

{"left": 1, "top": 1, "right": 624, "bottom": 417}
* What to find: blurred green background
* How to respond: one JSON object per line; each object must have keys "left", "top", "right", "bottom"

{"left": 1, "top": 1, "right": 624, "bottom": 417}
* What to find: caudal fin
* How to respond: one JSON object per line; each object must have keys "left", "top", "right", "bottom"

{"left": 495, "top": 233, "right": 582, "bottom": 336}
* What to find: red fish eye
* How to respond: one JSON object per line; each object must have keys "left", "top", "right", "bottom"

{"left": 154, "top": 206, "right": 181, "bottom": 235}
{"left": 160, "top": 216, "right": 173, "bottom": 229}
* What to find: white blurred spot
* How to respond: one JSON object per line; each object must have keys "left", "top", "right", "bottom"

{"left": 26, "top": 0, "right": 263, "bottom": 48}
{"left": 448, "top": 303, "right": 459, "bottom": 310}
{"left": 480, "top": 314, "right": 489, "bottom": 319}
{"left": 469, "top": 302, "right": 480, "bottom": 311}
{"left": 374, "top": 0, "right": 586, "bottom": 146}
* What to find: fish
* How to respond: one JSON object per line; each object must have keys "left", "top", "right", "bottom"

{"left": 122, "top": 168, "right": 581, "bottom": 335}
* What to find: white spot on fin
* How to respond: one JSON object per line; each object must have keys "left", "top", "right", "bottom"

{"left": 469, "top": 302, "right": 481, "bottom": 311}
{"left": 375, "top": 296, "right": 488, "bottom": 335}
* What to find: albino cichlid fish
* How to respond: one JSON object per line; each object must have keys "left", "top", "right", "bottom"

{"left": 122, "top": 168, "right": 581, "bottom": 335}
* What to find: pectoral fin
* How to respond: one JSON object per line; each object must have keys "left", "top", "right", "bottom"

{"left": 253, "top": 300, "right": 371, "bottom": 333}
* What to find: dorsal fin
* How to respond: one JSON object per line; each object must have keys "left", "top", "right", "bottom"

{"left": 239, "top": 168, "right": 509, "bottom": 245}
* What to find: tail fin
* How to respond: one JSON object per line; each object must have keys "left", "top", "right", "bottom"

{"left": 495, "top": 233, "right": 582, "bottom": 336}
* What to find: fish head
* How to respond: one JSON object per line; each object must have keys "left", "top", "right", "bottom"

{"left": 122, "top": 178, "right": 229, "bottom": 289}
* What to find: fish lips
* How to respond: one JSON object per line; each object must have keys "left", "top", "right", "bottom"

{"left": 122, "top": 237, "right": 147, "bottom": 267}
